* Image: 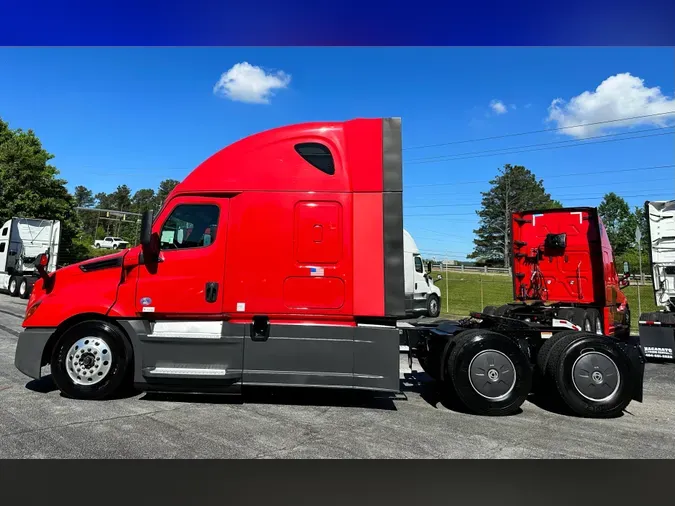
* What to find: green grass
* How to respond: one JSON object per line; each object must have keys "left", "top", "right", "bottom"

{"left": 435, "top": 271, "right": 658, "bottom": 333}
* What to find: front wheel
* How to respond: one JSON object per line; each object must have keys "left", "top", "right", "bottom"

{"left": 95, "top": 244, "right": 100, "bottom": 248}
{"left": 8, "top": 276, "right": 20, "bottom": 297}
{"left": 426, "top": 294, "right": 441, "bottom": 318}
{"left": 445, "top": 329, "right": 532, "bottom": 416}
{"left": 50, "top": 320, "right": 133, "bottom": 400}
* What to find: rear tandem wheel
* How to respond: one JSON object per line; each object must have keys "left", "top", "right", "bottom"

{"left": 443, "top": 329, "right": 532, "bottom": 416}
{"left": 541, "top": 332, "right": 634, "bottom": 418}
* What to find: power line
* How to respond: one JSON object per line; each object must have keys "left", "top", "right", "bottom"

{"left": 402, "top": 110, "right": 675, "bottom": 151}
{"left": 405, "top": 178, "right": 675, "bottom": 208}
{"left": 406, "top": 163, "right": 675, "bottom": 188}
{"left": 405, "top": 126, "right": 673, "bottom": 164}
{"left": 64, "top": 113, "right": 675, "bottom": 177}
{"left": 405, "top": 176, "right": 675, "bottom": 203}
{"left": 405, "top": 129, "right": 674, "bottom": 166}
{"left": 404, "top": 191, "right": 669, "bottom": 217}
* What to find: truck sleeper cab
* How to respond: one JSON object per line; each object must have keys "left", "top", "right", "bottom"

{"left": 14, "top": 118, "right": 644, "bottom": 419}
{"left": 15, "top": 117, "right": 405, "bottom": 399}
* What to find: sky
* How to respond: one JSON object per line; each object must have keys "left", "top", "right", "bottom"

{"left": 0, "top": 47, "right": 673, "bottom": 260}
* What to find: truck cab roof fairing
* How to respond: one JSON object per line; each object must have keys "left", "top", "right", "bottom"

{"left": 171, "top": 118, "right": 393, "bottom": 197}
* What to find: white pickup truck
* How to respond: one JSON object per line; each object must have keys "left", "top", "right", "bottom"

{"left": 94, "top": 236, "right": 129, "bottom": 249}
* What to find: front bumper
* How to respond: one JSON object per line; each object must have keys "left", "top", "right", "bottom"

{"left": 14, "top": 327, "right": 57, "bottom": 380}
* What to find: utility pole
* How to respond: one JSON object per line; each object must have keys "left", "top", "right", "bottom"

{"left": 636, "top": 226, "right": 643, "bottom": 317}
{"left": 500, "top": 166, "right": 512, "bottom": 270}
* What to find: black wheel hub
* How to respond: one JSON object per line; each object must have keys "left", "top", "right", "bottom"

{"left": 572, "top": 352, "right": 620, "bottom": 401}
{"left": 80, "top": 353, "right": 96, "bottom": 368}
{"left": 468, "top": 349, "right": 516, "bottom": 401}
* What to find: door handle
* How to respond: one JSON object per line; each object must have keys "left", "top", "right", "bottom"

{"left": 415, "top": 283, "right": 417, "bottom": 289}
{"left": 205, "top": 282, "right": 219, "bottom": 303}
{"left": 251, "top": 315, "right": 270, "bottom": 342}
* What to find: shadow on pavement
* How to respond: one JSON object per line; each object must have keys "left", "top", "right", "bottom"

{"left": 401, "top": 369, "right": 524, "bottom": 417}
{"left": 25, "top": 375, "right": 58, "bottom": 394}
{"left": 140, "top": 387, "right": 400, "bottom": 411}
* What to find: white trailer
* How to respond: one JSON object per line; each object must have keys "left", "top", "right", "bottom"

{"left": 0, "top": 217, "right": 61, "bottom": 299}
{"left": 639, "top": 200, "right": 675, "bottom": 361}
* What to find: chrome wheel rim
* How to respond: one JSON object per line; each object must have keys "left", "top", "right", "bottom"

{"left": 19, "top": 281, "right": 26, "bottom": 296}
{"left": 65, "top": 337, "right": 113, "bottom": 386}
{"left": 9, "top": 279, "right": 16, "bottom": 292}
{"left": 430, "top": 298, "right": 438, "bottom": 315}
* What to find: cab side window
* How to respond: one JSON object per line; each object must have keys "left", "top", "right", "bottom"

{"left": 414, "top": 255, "right": 424, "bottom": 273}
{"left": 160, "top": 204, "right": 220, "bottom": 250}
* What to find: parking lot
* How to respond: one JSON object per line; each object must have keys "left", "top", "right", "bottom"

{"left": 1, "top": 293, "right": 674, "bottom": 459}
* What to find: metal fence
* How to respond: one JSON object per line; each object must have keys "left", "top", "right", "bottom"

{"left": 433, "top": 268, "right": 655, "bottom": 333}
{"left": 429, "top": 262, "right": 652, "bottom": 283}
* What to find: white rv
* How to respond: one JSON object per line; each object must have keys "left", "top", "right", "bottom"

{"left": 0, "top": 217, "right": 61, "bottom": 299}
{"left": 403, "top": 229, "right": 442, "bottom": 318}
{"left": 638, "top": 200, "right": 675, "bottom": 361}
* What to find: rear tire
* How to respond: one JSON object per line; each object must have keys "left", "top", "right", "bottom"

{"left": 557, "top": 307, "right": 588, "bottom": 331}
{"left": 545, "top": 332, "right": 634, "bottom": 418}
{"left": 494, "top": 305, "right": 510, "bottom": 317}
{"left": 585, "top": 308, "right": 603, "bottom": 335}
{"left": 50, "top": 320, "right": 133, "bottom": 400}
{"left": 8, "top": 276, "right": 20, "bottom": 297}
{"left": 445, "top": 329, "right": 532, "bottom": 416}
{"left": 426, "top": 294, "right": 441, "bottom": 318}
{"left": 534, "top": 329, "right": 582, "bottom": 395}
{"left": 18, "top": 278, "right": 30, "bottom": 299}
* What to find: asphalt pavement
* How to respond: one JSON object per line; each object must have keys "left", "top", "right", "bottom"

{"left": 1, "top": 293, "right": 674, "bottom": 458}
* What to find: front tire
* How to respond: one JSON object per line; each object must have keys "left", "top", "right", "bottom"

{"left": 446, "top": 329, "right": 532, "bottom": 416}
{"left": 426, "top": 294, "right": 441, "bottom": 318}
{"left": 50, "top": 320, "right": 133, "bottom": 400}
{"left": 545, "top": 332, "right": 634, "bottom": 418}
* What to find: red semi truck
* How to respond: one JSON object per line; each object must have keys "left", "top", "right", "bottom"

{"left": 14, "top": 117, "right": 645, "bottom": 418}
{"left": 482, "top": 207, "right": 632, "bottom": 338}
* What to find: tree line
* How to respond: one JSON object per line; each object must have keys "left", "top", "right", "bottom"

{"left": 0, "top": 117, "right": 179, "bottom": 264}
{"left": 0, "top": 116, "right": 655, "bottom": 271}
{"left": 468, "top": 163, "right": 650, "bottom": 272}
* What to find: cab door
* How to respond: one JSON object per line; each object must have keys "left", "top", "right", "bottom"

{"left": 411, "top": 254, "right": 428, "bottom": 311}
{"left": 135, "top": 196, "right": 228, "bottom": 316}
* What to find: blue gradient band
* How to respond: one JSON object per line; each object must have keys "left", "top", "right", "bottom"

{"left": 3, "top": 0, "right": 675, "bottom": 45}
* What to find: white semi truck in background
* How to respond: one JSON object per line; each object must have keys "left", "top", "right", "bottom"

{"left": 0, "top": 217, "right": 61, "bottom": 299}
{"left": 403, "top": 229, "right": 442, "bottom": 318}
{"left": 639, "top": 200, "right": 675, "bottom": 361}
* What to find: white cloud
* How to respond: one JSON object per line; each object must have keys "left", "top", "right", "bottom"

{"left": 547, "top": 72, "right": 675, "bottom": 138}
{"left": 490, "top": 99, "right": 508, "bottom": 115}
{"left": 524, "top": 103, "right": 532, "bottom": 109}
{"left": 213, "top": 62, "right": 291, "bottom": 104}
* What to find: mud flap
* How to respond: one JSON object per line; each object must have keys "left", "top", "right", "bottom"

{"left": 617, "top": 341, "right": 646, "bottom": 403}
{"left": 639, "top": 323, "right": 675, "bottom": 361}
